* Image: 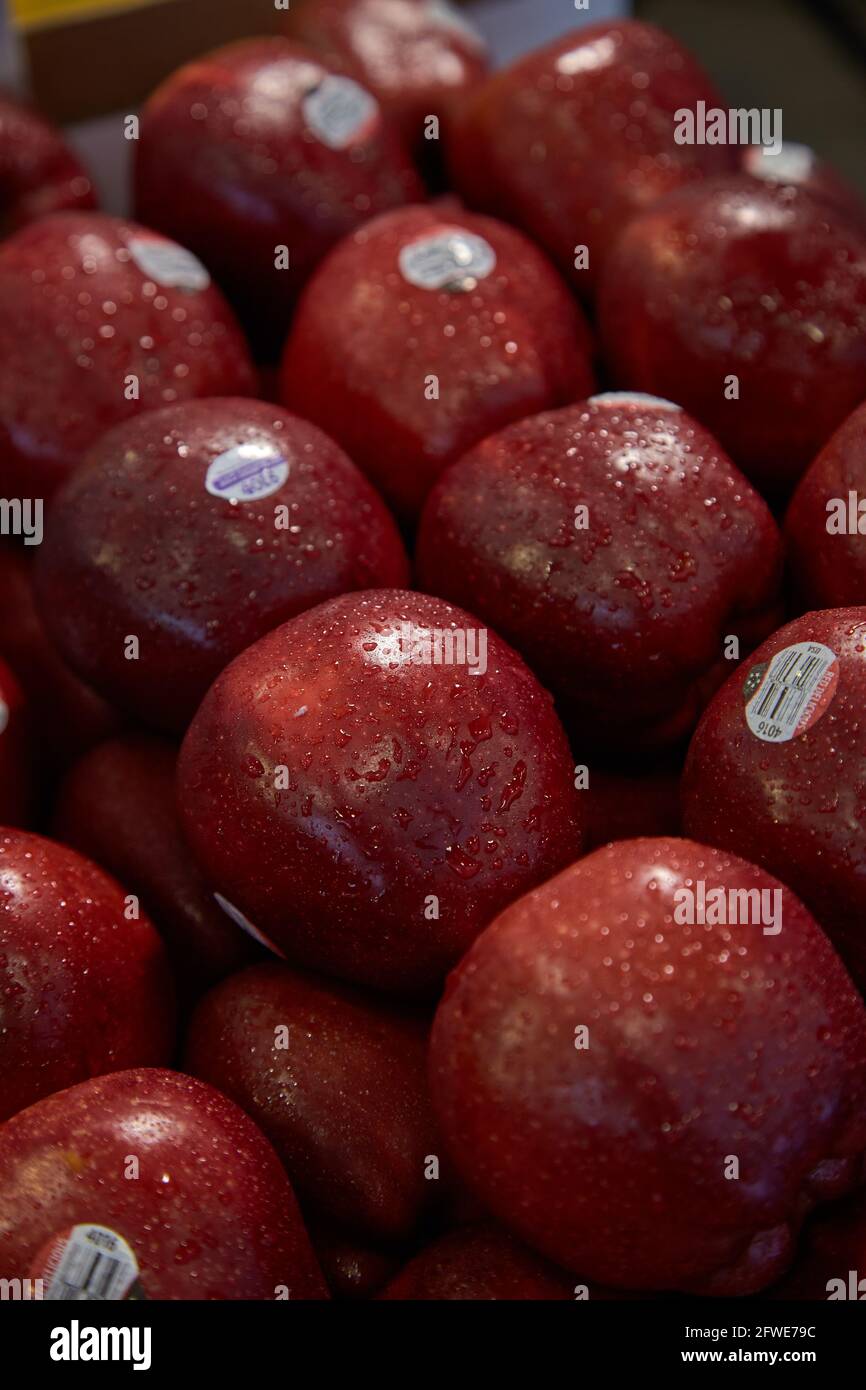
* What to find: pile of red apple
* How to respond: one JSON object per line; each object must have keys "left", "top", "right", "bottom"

{"left": 1, "top": 3, "right": 866, "bottom": 1303}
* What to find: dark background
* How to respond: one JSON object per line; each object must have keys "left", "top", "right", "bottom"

{"left": 637, "top": 0, "right": 866, "bottom": 192}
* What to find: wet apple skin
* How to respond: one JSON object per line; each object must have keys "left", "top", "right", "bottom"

{"left": 185, "top": 962, "right": 437, "bottom": 1240}
{"left": 0, "top": 546, "right": 124, "bottom": 769}
{"left": 135, "top": 37, "right": 424, "bottom": 352}
{"left": 417, "top": 398, "right": 783, "bottom": 752}
{"left": 379, "top": 1223, "right": 576, "bottom": 1301}
{"left": 0, "top": 829, "right": 175, "bottom": 1124}
{"left": 178, "top": 588, "right": 584, "bottom": 993}
{"left": 598, "top": 177, "right": 866, "bottom": 498}
{"left": 0, "top": 212, "right": 255, "bottom": 500}
{"left": 0, "top": 92, "right": 95, "bottom": 236}
{"left": 282, "top": 0, "right": 490, "bottom": 155}
{"left": 280, "top": 204, "right": 595, "bottom": 521}
{"left": 0, "top": 1069, "right": 328, "bottom": 1299}
{"left": 785, "top": 402, "right": 866, "bottom": 607}
{"left": 34, "top": 398, "right": 409, "bottom": 733}
{"left": 448, "top": 20, "right": 734, "bottom": 296}
{"left": 430, "top": 837, "right": 866, "bottom": 1293}
{"left": 52, "top": 734, "right": 260, "bottom": 995}
{"left": 0, "top": 658, "right": 34, "bottom": 827}
{"left": 683, "top": 607, "right": 866, "bottom": 988}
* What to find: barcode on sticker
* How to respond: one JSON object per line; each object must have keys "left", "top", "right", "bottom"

{"left": 205, "top": 443, "right": 289, "bottom": 502}
{"left": 44, "top": 1225, "right": 139, "bottom": 1302}
{"left": 745, "top": 642, "right": 838, "bottom": 743}
{"left": 302, "top": 76, "right": 379, "bottom": 150}
{"left": 399, "top": 229, "right": 496, "bottom": 292}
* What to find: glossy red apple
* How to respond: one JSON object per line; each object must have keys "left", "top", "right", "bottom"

{"left": 417, "top": 395, "right": 783, "bottom": 752}
{"left": 52, "top": 734, "right": 259, "bottom": 994}
{"left": 33, "top": 398, "right": 408, "bottom": 732}
{"left": 0, "top": 829, "right": 174, "bottom": 1123}
{"left": 0, "top": 92, "right": 95, "bottom": 236}
{"left": 308, "top": 1220, "right": 399, "bottom": 1299}
{"left": 682, "top": 608, "right": 866, "bottom": 987}
{"left": 178, "top": 589, "right": 584, "bottom": 992}
{"left": 281, "top": 204, "right": 595, "bottom": 519}
{"left": 283, "top": 0, "right": 489, "bottom": 159}
{"left": 448, "top": 20, "right": 734, "bottom": 296}
{"left": 598, "top": 177, "right": 866, "bottom": 497}
{"left": 742, "top": 142, "right": 866, "bottom": 234}
{"left": 380, "top": 1224, "right": 575, "bottom": 1300}
{"left": 0, "top": 212, "right": 255, "bottom": 501}
{"left": 0, "top": 1069, "right": 327, "bottom": 1299}
{"left": 0, "top": 658, "right": 33, "bottom": 826}
{"left": 430, "top": 837, "right": 866, "bottom": 1294}
{"left": 0, "top": 546, "right": 123, "bottom": 769}
{"left": 185, "top": 962, "right": 436, "bottom": 1239}
{"left": 135, "top": 37, "right": 423, "bottom": 353}
{"left": 785, "top": 402, "right": 866, "bottom": 607}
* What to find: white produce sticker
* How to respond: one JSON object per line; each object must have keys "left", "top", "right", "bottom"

{"left": 399, "top": 228, "right": 496, "bottom": 292}
{"left": 43, "top": 1225, "right": 140, "bottom": 1302}
{"left": 205, "top": 443, "right": 289, "bottom": 502}
{"left": 744, "top": 641, "right": 839, "bottom": 743}
{"left": 128, "top": 237, "right": 211, "bottom": 292}
{"left": 302, "top": 76, "right": 379, "bottom": 149}
{"left": 745, "top": 142, "right": 815, "bottom": 183}
{"left": 589, "top": 392, "right": 682, "bottom": 411}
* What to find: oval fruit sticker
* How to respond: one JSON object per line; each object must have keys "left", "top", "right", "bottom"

{"left": 399, "top": 228, "right": 496, "bottom": 292}
{"left": 744, "top": 641, "right": 839, "bottom": 743}
{"left": 127, "top": 237, "right": 211, "bottom": 292}
{"left": 205, "top": 443, "right": 289, "bottom": 503}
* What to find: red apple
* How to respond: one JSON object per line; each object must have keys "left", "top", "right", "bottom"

{"left": 0, "top": 212, "right": 255, "bottom": 501}
{"left": 417, "top": 395, "right": 783, "bottom": 752}
{"left": 682, "top": 608, "right": 866, "bottom": 987}
{"left": 178, "top": 589, "right": 584, "bottom": 992}
{"left": 598, "top": 177, "right": 866, "bottom": 497}
{"left": 0, "top": 1069, "right": 327, "bottom": 1299}
{"left": 51, "top": 734, "right": 259, "bottom": 994}
{"left": 0, "top": 546, "right": 123, "bottom": 769}
{"left": 379, "top": 1224, "right": 575, "bottom": 1300}
{"left": 33, "top": 398, "right": 409, "bottom": 732}
{"left": 447, "top": 20, "right": 734, "bottom": 296}
{"left": 0, "top": 829, "right": 174, "bottom": 1123}
{"left": 0, "top": 657, "right": 33, "bottom": 826}
{"left": 308, "top": 1220, "right": 399, "bottom": 1299}
{"left": 0, "top": 91, "right": 95, "bottom": 236}
{"left": 742, "top": 142, "right": 866, "bottom": 234}
{"left": 785, "top": 402, "right": 866, "bottom": 607}
{"left": 430, "top": 837, "right": 866, "bottom": 1294}
{"left": 185, "top": 962, "right": 436, "bottom": 1239}
{"left": 283, "top": 0, "right": 489, "bottom": 159}
{"left": 135, "top": 37, "right": 423, "bottom": 353}
{"left": 281, "top": 204, "right": 595, "bottom": 519}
